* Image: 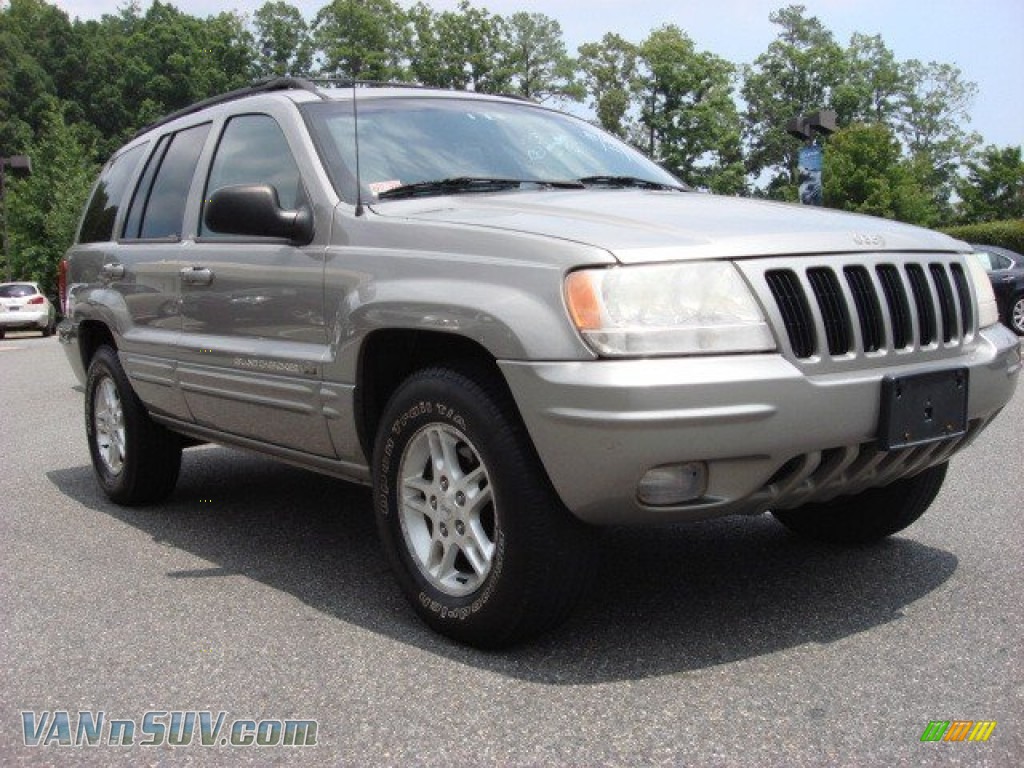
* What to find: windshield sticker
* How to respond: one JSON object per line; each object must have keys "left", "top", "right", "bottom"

{"left": 369, "top": 180, "right": 402, "bottom": 197}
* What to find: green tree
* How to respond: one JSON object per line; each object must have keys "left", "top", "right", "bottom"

{"left": 6, "top": 101, "right": 97, "bottom": 298}
{"left": 741, "top": 4, "right": 845, "bottom": 198}
{"left": 408, "top": 1, "right": 510, "bottom": 92}
{"left": 252, "top": 1, "right": 312, "bottom": 77}
{"left": 500, "top": 12, "right": 581, "bottom": 103}
{"left": 895, "top": 59, "right": 980, "bottom": 218}
{"left": 0, "top": 0, "right": 77, "bottom": 152}
{"left": 577, "top": 33, "right": 639, "bottom": 138}
{"left": 823, "top": 124, "right": 935, "bottom": 225}
{"left": 311, "top": 0, "right": 410, "bottom": 81}
{"left": 637, "top": 25, "right": 744, "bottom": 193}
{"left": 832, "top": 33, "right": 903, "bottom": 125}
{"left": 957, "top": 145, "right": 1024, "bottom": 223}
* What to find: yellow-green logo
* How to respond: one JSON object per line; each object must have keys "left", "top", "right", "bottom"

{"left": 920, "top": 721, "right": 996, "bottom": 742}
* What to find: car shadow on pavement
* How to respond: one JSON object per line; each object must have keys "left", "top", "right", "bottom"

{"left": 47, "top": 445, "right": 958, "bottom": 685}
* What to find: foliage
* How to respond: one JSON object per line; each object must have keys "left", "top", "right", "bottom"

{"left": 253, "top": 1, "right": 312, "bottom": 77}
{"left": 740, "top": 4, "right": 845, "bottom": 197}
{"left": 1, "top": 0, "right": 1017, "bottom": 294}
{"left": 5, "top": 102, "right": 97, "bottom": 298}
{"left": 407, "top": 1, "right": 510, "bottom": 93}
{"left": 941, "top": 219, "right": 1024, "bottom": 254}
{"left": 311, "top": 0, "right": 410, "bottom": 81}
{"left": 577, "top": 33, "right": 638, "bottom": 138}
{"left": 823, "top": 124, "right": 936, "bottom": 225}
{"left": 956, "top": 145, "right": 1024, "bottom": 224}
{"left": 636, "top": 26, "right": 744, "bottom": 194}
{"left": 500, "top": 12, "right": 582, "bottom": 103}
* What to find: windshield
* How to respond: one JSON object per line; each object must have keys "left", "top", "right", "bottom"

{"left": 301, "top": 96, "right": 682, "bottom": 204}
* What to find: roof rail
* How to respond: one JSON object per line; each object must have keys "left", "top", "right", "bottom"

{"left": 131, "top": 77, "right": 326, "bottom": 139}
{"left": 310, "top": 78, "right": 451, "bottom": 92}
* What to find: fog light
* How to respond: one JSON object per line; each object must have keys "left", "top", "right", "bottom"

{"left": 637, "top": 462, "right": 708, "bottom": 506}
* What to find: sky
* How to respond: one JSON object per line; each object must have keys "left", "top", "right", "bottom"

{"left": 48, "top": 0, "right": 1024, "bottom": 150}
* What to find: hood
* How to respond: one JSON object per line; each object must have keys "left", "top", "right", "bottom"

{"left": 369, "top": 189, "right": 964, "bottom": 264}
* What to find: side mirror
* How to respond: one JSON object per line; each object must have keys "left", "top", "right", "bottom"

{"left": 204, "top": 184, "right": 314, "bottom": 244}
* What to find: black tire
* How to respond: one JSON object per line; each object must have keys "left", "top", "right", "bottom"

{"left": 85, "top": 345, "right": 182, "bottom": 505}
{"left": 42, "top": 319, "right": 55, "bottom": 337}
{"left": 0, "top": 329, "right": 5, "bottom": 339}
{"left": 373, "top": 364, "right": 598, "bottom": 648}
{"left": 1009, "top": 294, "right": 1024, "bottom": 335}
{"left": 772, "top": 462, "right": 948, "bottom": 545}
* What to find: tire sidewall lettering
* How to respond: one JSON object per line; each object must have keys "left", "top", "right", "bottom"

{"left": 376, "top": 390, "right": 502, "bottom": 623}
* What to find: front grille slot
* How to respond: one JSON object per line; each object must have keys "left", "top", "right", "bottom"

{"left": 843, "top": 266, "right": 884, "bottom": 353}
{"left": 876, "top": 265, "right": 912, "bottom": 349}
{"left": 906, "top": 264, "right": 937, "bottom": 345}
{"left": 950, "top": 263, "right": 973, "bottom": 335}
{"left": 807, "top": 268, "right": 850, "bottom": 355}
{"left": 930, "top": 263, "right": 958, "bottom": 343}
{"left": 757, "top": 255, "right": 974, "bottom": 363}
{"left": 766, "top": 270, "right": 816, "bottom": 358}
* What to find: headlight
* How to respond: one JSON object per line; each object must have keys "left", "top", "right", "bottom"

{"left": 964, "top": 254, "right": 1000, "bottom": 329}
{"left": 565, "top": 262, "right": 776, "bottom": 356}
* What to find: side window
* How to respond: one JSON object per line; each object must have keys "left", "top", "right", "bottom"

{"left": 125, "top": 123, "right": 211, "bottom": 240}
{"left": 122, "top": 134, "right": 170, "bottom": 240}
{"left": 201, "top": 114, "right": 305, "bottom": 237}
{"left": 78, "top": 142, "right": 148, "bottom": 243}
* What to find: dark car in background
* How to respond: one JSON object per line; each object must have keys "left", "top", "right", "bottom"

{"left": 971, "top": 244, "right": 1024, "bottom": 335}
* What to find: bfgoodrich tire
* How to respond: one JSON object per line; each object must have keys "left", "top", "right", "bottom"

{"left": 772, "top": 462, "right": 948, "bottom": 545}
{"left": 373, "top": 364, "right": 598, "bottom": 648}
{"left": 85, "top": 345, "right": 182, "bottom": 505}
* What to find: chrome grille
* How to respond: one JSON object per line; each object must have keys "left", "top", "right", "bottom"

{"left": 757, "top": 256, "right": 975, "bottom": 363}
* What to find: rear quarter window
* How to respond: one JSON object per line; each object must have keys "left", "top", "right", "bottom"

{"left": 77, "top": 142, "right": 149, "bottom": 243}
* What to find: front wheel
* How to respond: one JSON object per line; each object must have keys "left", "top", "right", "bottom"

{"left": 85, "top": 346, "right": 182, "bottom": 505}
{"left": 373, "top": 364, "right": 597, "bottom": 648}
{"left": 772, "top": 462, "right": 948, "bottom": 545}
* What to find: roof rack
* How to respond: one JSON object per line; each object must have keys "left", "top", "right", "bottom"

{"left": 311, "top": 78, "right": 449, "bottom": 91}
{"left": 130, "top": 76, "right": 326, "bottom": 139}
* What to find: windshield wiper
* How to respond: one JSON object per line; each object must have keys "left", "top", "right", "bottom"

{"left": 375, "top": 177, "right": 584, "bottom": 200}
{"left": 576, "top": 175, "right": 687, "bottom": 191}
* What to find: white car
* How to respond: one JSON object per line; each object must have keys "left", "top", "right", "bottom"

{"left": 0, "top": 282, "right": 57, "bottom": 339}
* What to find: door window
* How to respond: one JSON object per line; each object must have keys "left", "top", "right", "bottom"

{"left": 201, "top": 114, "right": 306, "bottom": 237}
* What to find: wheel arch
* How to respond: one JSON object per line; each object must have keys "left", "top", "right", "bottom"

{"left": 355, "top": 329, "right": 508, "bottom": 461}
{"left": 78, "top": 320, "right": 117, "bottom": 371}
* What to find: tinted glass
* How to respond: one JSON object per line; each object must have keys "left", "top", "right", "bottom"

{"left": 202, "top": 114, "right": 305, "bottom": 236}
{"left": 0, "top": 284, "right": 38, "bottom": 298}
{"left": 138, "top": 123, "right": 211, "bottom": 239}
{"left": 78, "top": 143, "right": 148, "bottom": 243}
{"left": 122, "top": 134, "right": 170, "bottom": 240}
{"left": 301, "top": 97, "right": 681, "bottom": 204}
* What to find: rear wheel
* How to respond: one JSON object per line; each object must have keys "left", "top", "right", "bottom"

{"left": 85, "top": 346, "right": 182, "bottom": 505}
{"left": 373, "top": 364, "right": 598, "bottom": 648}
{"left": 1010, "top": 294, "right": 1024, "bottom": 335}
{"left": 772, "top": 462, "right": 948, "bottom": 545}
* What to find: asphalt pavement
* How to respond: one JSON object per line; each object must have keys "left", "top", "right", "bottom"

{"left": 1, "top": 332, "right": 1021, "bottom": 766}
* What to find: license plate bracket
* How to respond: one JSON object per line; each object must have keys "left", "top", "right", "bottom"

{"left": 878, "top": 368, "right": 968, "bottom": 451}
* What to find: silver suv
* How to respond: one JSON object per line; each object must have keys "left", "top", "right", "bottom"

{"left": 59, "top": 78, "right": 1021, "bottom": 647}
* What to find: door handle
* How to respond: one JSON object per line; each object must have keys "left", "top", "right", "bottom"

{"left": 100, "top": 263, "right": 125, "bottom": 280}
{"left": 180, "top": 266, "right": 214, "bottom": 286}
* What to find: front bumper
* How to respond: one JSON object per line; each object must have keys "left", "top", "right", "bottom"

{"left": 500, "top": 324, "right": 1020, "bottom": 525}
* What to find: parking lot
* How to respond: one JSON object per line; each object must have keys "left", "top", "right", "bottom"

{"left": 1, "top": 332, "right": 1021, "bottom": 766}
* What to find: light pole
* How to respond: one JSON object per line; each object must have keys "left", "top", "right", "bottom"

{"left": 1, "top": 154, "right": 33, "bottom": 283}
